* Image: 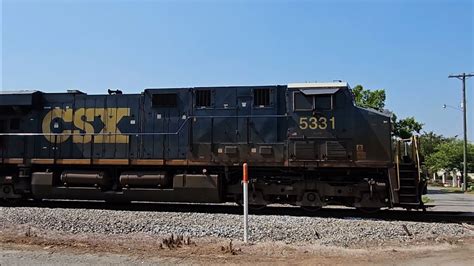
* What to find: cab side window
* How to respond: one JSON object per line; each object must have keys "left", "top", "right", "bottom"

{"left": 315, "top": 95, "right": 332, "bottom": 110}
{"left": 294, "top": 92, "right": 313, "bottom": 111}
{"left": 294, "top": 92, "right": 333, "bottom": 111}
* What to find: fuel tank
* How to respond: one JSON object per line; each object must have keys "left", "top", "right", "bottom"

{"left": 60, "top": 171, "right": 108, "bottom": 187}
{"left": 119, "top": 172, "right": 169, "bottom": 188}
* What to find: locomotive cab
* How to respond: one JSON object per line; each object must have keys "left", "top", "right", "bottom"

{"left": 286, "top": 82, "right": 392, "bottom": 165}
{"left": 287, "top": 82, "right": 354, "bottom": 163}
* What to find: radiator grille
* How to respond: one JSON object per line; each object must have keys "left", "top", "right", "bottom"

{"left": 326, "top": 141, "right": 347, "bottom": 160}
{"left": 294, "top": 141, "right": 317, "bottom": 160}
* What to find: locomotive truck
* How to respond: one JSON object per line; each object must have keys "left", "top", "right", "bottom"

{"left": 0, "top": 82, "right": 426, "bottom": 211}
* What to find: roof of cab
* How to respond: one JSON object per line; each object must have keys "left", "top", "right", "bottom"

{"left": 287, "top": 81, "right": 349, "bottom": 89}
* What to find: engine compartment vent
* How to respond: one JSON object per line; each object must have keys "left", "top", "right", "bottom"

{"left": 326, "top": 141, "right": 347, "bottom": 160}
{"left": 293, "top": 141, "right": 317, "bottom": 160}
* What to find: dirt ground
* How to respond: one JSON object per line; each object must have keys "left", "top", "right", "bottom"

{"left": 1, "top": 226, "right": 473, "bottom": 265}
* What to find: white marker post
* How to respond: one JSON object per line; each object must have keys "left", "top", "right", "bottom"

{"left": 242, "top": 163, "right": 249, "bottom": 243}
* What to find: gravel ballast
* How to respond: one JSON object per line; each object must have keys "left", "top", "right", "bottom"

{"left": 1, "top": 206, "right": 472, "bottom": 247}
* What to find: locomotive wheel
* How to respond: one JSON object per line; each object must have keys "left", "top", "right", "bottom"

{"left": 301, "top": 206, "right": 322, "bottom": 212}
{"left": 356, "top": 207, "right": 381, "bottom": 214}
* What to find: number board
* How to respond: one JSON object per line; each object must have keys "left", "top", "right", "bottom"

{"left": 298, "top": 116, "right": 335, "bottom": 130}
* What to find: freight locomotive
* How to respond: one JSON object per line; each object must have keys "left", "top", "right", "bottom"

{"left": 0, "top": 82, "right": 426, "bottom": 211}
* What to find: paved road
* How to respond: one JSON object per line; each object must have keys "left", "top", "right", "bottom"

{"left": 426, "top": 186, "right": 474, "bottom": 212}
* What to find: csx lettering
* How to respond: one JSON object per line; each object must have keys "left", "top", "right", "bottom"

{"left": 42, "top": 108, "right": 130, "bottom": 144}
{"left": 299, "top": 116, "right": 335, "bottom": 130}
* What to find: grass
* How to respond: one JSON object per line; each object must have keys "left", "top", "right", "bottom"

{"left": 427, "top": 182, "right": 444, "bottom": 187}
{"left": 440, "top": 187, "right": 464, "bottom": 193}
{"left": 422, "top": 195, "right": 434, "bottom": 204}
{"left": 440, "top": 187, "right": 474, "bottom": 194}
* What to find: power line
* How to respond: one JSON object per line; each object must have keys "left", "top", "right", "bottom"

{"left": 448, "top": 72, "right": 473, "bottom": 192}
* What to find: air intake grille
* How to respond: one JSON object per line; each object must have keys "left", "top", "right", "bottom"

{"left": 326, "top": 141, "right": 347, "bottom": 160}
{"left": 294, "top": 141, "right": 317, "bottom": 160}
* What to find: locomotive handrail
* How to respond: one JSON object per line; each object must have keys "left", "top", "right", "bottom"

{"left": 0, "top": 114, "right": 288, "bottom": 159}
{"left": 413, "top": 135, "right": 422, "bottom": 183}
{"left": 0, "top": 117, "right": 193, "bottom": 136}
{"left": 191, "top": 115, "right": 288, "bottom": 118}
{"left": 394, "top": 136, "right": 421, "bottom": 193}
{"left": 395, "top": 141, "right": 401, "bottom": 191}
{"left": 0, "top": 132, "right": 191, "bottom": 136}
{"left": 0, "top": 114, "right": 288, "bottom": 137}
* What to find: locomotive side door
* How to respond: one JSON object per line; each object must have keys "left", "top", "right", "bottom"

{"left": 236, "top": 91, "right": 252, "bottom": 162}
{"left": 236, "top": 91, "right": 251, "bottom": 144}
{"left": 142, "top": 92, "right": 166, "bottom": 159}
{"left": 166, "top": 89, "right": 189, "bottom": 159}
{"left": 142, "top": 89, "right": 188, "bottom": 160}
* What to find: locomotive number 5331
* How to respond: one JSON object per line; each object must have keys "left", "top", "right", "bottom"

{"left": 299, "top": 116, "right": 335, "bottom": 130}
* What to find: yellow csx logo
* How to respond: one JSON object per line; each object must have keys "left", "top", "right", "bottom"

{"left": 42, "top": 108, "right": 130, "bottom": 144}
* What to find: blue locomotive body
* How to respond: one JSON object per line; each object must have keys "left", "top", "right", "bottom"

{"left": 0, "top": 82, "right": 424, "bottom": 210}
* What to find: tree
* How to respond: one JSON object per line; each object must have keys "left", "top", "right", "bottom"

{"left": 352, "top": 85, "right": 386, "bottom": 111}
{"left": 352, "top": 85, "right": 423, "bottom": 138}
{"left": 425, "top": 139, "right": 473, "bottom": 175}
{"left": 419, "top": 131, "right": 453, "bottom": 158}
{"left": 391, "top": 114, "right": 423, "bottom": 139}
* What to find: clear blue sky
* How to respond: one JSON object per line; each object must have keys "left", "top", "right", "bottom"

{"left": 1, "top": 0, "right": 473, "bottom": 139}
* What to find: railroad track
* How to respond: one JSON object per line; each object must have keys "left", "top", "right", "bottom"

{"left": 3, "top": 200, "right": 473, "bottom": 224}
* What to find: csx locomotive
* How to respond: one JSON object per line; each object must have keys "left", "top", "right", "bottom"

{"left": 0, "top": 82, "right": 425, "bottom": 210}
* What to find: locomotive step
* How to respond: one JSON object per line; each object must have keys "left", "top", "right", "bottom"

{"left": 399, "top": 193, "right": 418, "bottom": 197}
{"left": 398, "top": 162, "right": 417, "bottom": 165}
{"left": 399, "top": 190, "right": 417, "bottom": 194}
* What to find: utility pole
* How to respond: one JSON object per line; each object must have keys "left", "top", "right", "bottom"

{"left": 448, "top": 72, "right": 473, "bottom": 192}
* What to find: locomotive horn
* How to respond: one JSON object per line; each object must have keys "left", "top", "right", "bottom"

{"left": 108, "top": 89, "right": 123, "bottom": 95}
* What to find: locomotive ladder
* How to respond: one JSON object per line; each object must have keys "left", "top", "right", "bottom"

{"left": 395, "top": 136, "right": 424, "bottom": 209}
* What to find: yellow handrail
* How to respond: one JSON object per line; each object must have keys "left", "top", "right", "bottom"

{"left": 413, "top": 136, "right": 421, "bottom": 183}
{"left": 395, "top": 141, "right": 401, "bottom": 191}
